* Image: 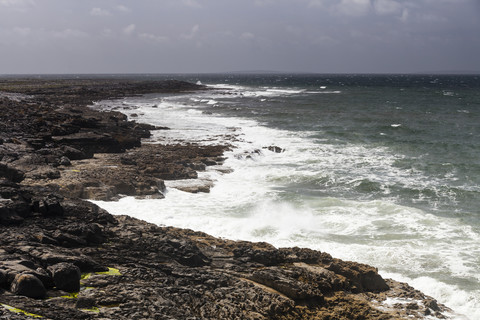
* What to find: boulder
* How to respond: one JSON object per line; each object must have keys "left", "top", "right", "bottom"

{"left": 48, "top": 262, "right": 81, "bottom": 292}
{"left": 10, "top": 273, "right": 46, "bottom": 299}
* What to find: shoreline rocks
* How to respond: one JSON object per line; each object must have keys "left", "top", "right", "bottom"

{"left": 0, "top": 78, "right": 452, "bottom": 319}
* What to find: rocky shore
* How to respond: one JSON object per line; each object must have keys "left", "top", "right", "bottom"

{"left": 0, "top": 78, "right": 452, "bottom": 319}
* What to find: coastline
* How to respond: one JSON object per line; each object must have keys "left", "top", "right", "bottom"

{"left": 0, "top": 78, "right": 453, "bottom": 319}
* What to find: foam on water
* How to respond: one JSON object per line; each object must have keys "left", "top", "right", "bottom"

{"left": 92, "top": 84, "right": 479, "bottom": 319}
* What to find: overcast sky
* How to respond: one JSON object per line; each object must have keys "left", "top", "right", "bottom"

{"left": 0, "top": 0, "right": 479, "bottom": 74}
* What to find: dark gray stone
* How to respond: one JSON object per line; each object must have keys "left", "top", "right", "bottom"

{"left": 48, "top": 262, "right": 81, "bottom": 292}
{"left": 10, "top": 273, "right": 46, "bottom": 299}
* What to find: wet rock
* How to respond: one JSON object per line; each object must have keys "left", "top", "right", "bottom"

{"left": 425, "top": 298, "right": 440, "bottom": 311}
{"left": 188, "top": 162, "right": 206, "bottom": 171}
{"left": 10, "top": 273, "right": 46, "bottom": 299}
{"left": 201, "top": 158, "right": 217, "bottom": 166}
{"left": 265, "top": 145, "right": 284, "bottom": 153}
{"left": 326, "top": 259, "right": 389, "bottom": 293}
{"left": 249, "top": 267, "right": 324, "bottom": 305}
{"left": 48, "top": 262, "right": 81, "bottom": 292}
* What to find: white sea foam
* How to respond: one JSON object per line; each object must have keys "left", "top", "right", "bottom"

{"left": 206, "top": 84, "right": 336, "bottom": 98}
{"left": 92, "top": 85, "right": 479, "bottom": 320}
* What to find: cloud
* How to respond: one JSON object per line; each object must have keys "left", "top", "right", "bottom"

{"left": 116, "top": 5, "right": 130, "bottom": 12}
{"left": 400, "top": 8, "right": 409, "bottom": 22}
{"left": 0, "top": 0, "right": 34, "bottom": 7}
{"left": 308, "top": 0, "right": 325, "bottom": 8}
{"left": 308, "top": 0, "right": 372, "bottom": 16}
{"left": 13, "top": 26, "right": 31, "bottom": 36}
{"left": 311, "top": 35, "right": 337, "bottom": 46}
{"left": 181, "top": 0, "right": 201, "bottom": 8}
{"left": 181, "top": 24, "right": 199, "bottom": 39}
{"left": 53, "top": 29, "right": 88, "bottom": 39}
{"left": 123, "top": 24, "right": 136, "bottom": 36}
{"left": 373, "top": 0, "right": 402, "bottom": 15}
{"left": 139, "top": 33, "right": 169, "bottom": 43}
{"left": 335, "top": 0, "right": 371, "bottom": 16}
{"left": 101, "top": 28, "right": 114, "bottom": 38}
{"left": 254, "top": 0, "right": 275, "bottom": 6}
{"left": 90, "top": 7, "right": 111, "bottom": 16}
{"left": 240, "top": 32, "right": 255, "bottom": 41}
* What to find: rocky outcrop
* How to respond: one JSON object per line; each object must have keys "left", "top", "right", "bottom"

{"left": 0, "top": 79, "right": 452, "bottom": 319}
{"left": 0, "top": 197, "right": 450, "bottom": 319}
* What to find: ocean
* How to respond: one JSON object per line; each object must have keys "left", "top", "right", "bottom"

{"left": 92, "top": 74, "right": 480, "bottom": 319}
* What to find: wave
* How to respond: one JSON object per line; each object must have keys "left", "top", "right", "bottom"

{"left": 92, "top": 85, "right": 479, "bottom": 319}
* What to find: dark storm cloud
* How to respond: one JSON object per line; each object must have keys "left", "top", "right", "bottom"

{"left": 0, "top": 0, "right": 479, "bottom": 73}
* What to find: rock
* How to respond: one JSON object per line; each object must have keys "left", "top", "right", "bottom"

{"left": 188, "top": 162, "right": 206, "bottom": 171}
{"left": 61, "top": 145, "right": 87, "bottom": 160}
{"left": 265, "top": 145, "right": 284, "bottom": 153}
{"left": 59, "top": 156, "right": 71, "bottom": 166}
{"left": 34, "top": 267, "right": 55, "bottom": 289}
{"left": 38, "top": 251, "right": 105, "bottom": 273}
{"left": 0, "top": 163, "right": 25, "bottom": 182}
{"left": 75, "top": 297, "right": 97, "bottom": 309}
{"left": 201, "top": 158, "right": 217, "bottom": 166}
{"left": 61, "top": 223, "right": 105, "bottom": 245}
{"left": 249, "top": 267, "right": 324, "bottom": 305}
{"left": 32, "top": 194, "right": 64, "bottom": 217}
{"left": 0, "top": 259, "right": 54, "bottom": 289}
{"left": 48, "top": 262, "right": 81, "bottom": 292}
{"left": 0, "top": 203, "right": 24, "bottom": 225}
{"left": 10, "top": 273, "right": 46, "bottom": 299}
{"left": 52, "top": 132, "right": 123, "bottom": 158}
{"left": 326, "top": 259, "right": 389, "bottom": 293}
{"left": 26, "top": 166, "right": 61, "bottom": 180}
{"left": 0, "top": 269, "right": 6, "bottom": 287}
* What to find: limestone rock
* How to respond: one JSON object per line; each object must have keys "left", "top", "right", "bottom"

{"left": 48, "top": 262, "right": 81, "bottom": 292}
{"left": 10, "top": 273, "right": 46, "bottom": 299}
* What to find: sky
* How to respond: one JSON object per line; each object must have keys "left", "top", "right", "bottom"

{"left": 0, "top": 0, "right": 479, "bottom": 74}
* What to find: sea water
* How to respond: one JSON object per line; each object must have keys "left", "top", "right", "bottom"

{"left": 93, "top": 74, "right": 480, "bottom": 319}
